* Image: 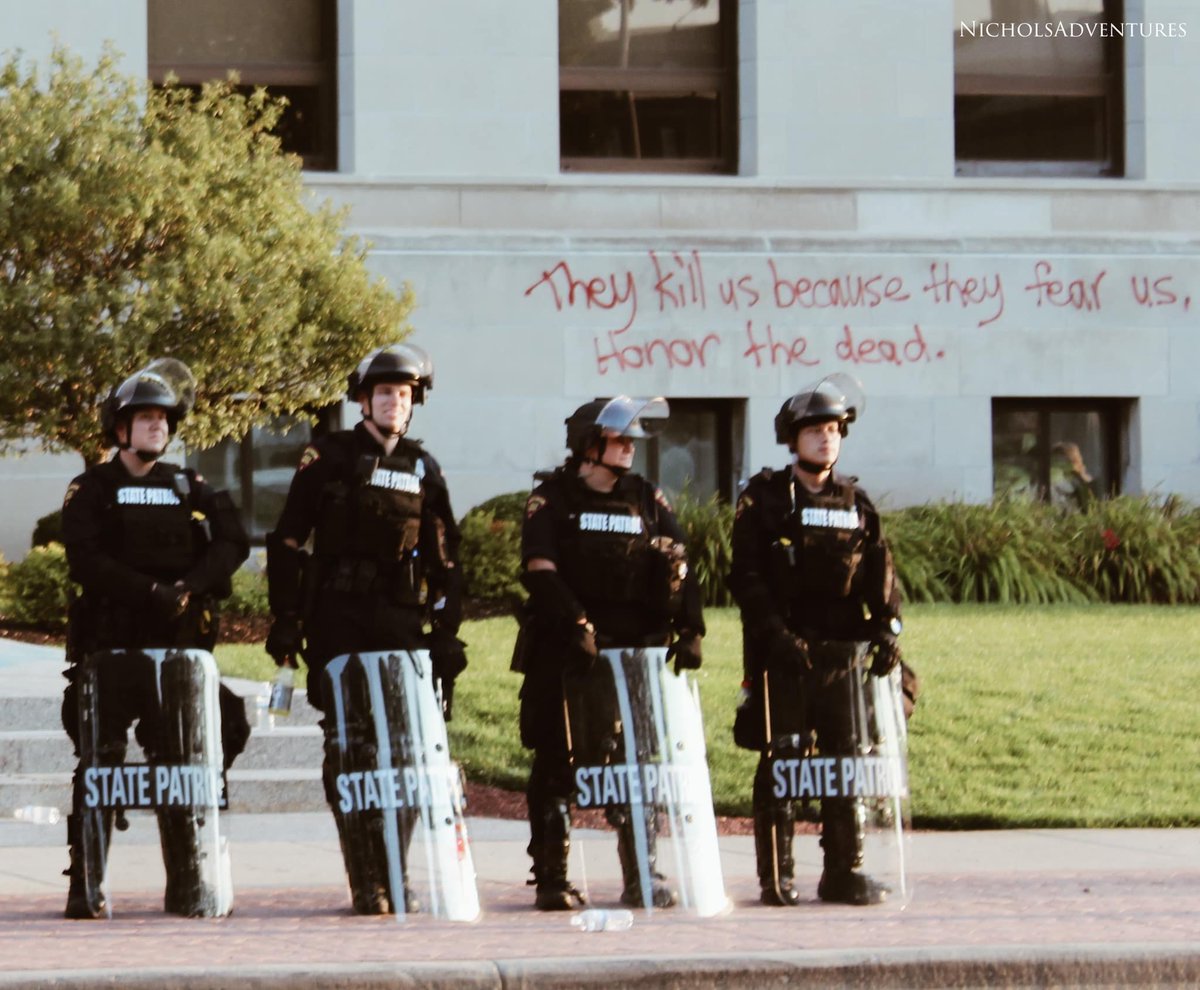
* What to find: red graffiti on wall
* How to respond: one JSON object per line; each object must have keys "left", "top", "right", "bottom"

{"left": 523, "top": 260, "right": 638, "bottom": 332}
{"left": 519, "top": 251, "right": 1191, "bottom": 377}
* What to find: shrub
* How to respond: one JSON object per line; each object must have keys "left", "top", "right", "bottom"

{"left": 226, "top": 566, "right": 271, "bottom": 616}
{"left": 1063, "top": 496, "right": 1200, "bottom": 605}
{"left": 32, "top": 509, "right": 64, "bottom": 549}
{"left": 459, "top": 492, "right": 527, "bottom": 605}
{"left": 885, "top": 495, "right": 1200, "bottom": 606}
{"left": 3, "top": 542, "right": 73, "bottom": 628}
{"left": 672, "top": 490, "right": 734, "bottom": 607}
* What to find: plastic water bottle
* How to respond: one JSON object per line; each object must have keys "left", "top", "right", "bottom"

{"left": 14, "top": 805, "right": 61, "bottom": 825}
{"left": 254, "top": 685, "right": 272, "bottom": 730}
{"left": 570, "top": 908, "right": 633, "bottom": 932}
{"left": 268, "top": 666, "right": 294, "bottom": 717}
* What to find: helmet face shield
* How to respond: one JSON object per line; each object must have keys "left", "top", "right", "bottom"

{"left": 594, "top": 396, "right": 669, "bottom": 440}
{"left": 775, "top": 373, "right": 866, "bottom": 445}
{"left": 103, "top": 357, "right": 196, "bottom": 446}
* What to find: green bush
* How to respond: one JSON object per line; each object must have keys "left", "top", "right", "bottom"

{"left": 673, "top": 490, "right": 734, "bottom": 607}
{"left": 226, "top": 566, "right": 270, "bottom": 616}
{"left": 459, "top": 492, "right": 527, "bottom": 605}
{"left": 2, "top": 542, "right": 73, "bottom": 628}
{"left": 32, "top": 509, "right": 64, "bottom": 548}
{"left": 885, "top": 495, "right": 1200, "bottom": 606}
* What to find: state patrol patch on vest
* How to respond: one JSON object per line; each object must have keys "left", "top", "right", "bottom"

{"left": 800, "top": 506, "right": 860, "bottom": 530}
{"left": 116, "top": 487, "right": 182, "bottom": 506}
{"left": 578, "top": 512, "right": 645, "bottom": 535}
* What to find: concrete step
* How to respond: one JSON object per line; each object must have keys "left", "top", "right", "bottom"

{"left": 2, "top": 767, "right": 327, "bottom": 816}
{"left": 0, "top": 687, "right": 321, "bottom": 731}
{"left": 0, "top": 725, "right": 324, "bottom": 775}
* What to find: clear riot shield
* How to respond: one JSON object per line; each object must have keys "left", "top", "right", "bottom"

{"left": 565, "top": 647, "right": 728, "bottom": 917}
{"left": 763, "top": 642, "right": 911, "bottom": 908}
{"left": 77, "top": 649, "right": 231, "bottom": 918}
{"left": 323, "top": 650, "right": 480, "bottom": 922}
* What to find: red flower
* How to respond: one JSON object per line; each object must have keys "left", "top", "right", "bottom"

{"left": 1102, "top": 528, "right": 1120, "bottom": 551}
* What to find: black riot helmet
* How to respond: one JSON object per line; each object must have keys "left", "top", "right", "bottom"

{"left": 774, "top": 373, "right": 865, "bottom": 446}
{"left": 565, "top": 396, "right": 669, "bottom": 462}
{"left": 101, "top": 358, "right": 196, "bottom": 450}
{"left": 347, "top": 342, "right": 433, "bottom": 405}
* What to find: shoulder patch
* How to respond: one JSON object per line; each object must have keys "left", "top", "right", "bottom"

{"left": 653, "top": 487, "right": 672, "bottom": 510}
{"left": 63, "top": 481, "right": 81, "bottom": 510}
{"left": 297, "top": 445, "right": 320, "bottom": 471}
{"left": 525, "top": 494, "right": 547, "bottom": 519}
{"left": 735, "top": 492, "right": 754, "bottom": 519}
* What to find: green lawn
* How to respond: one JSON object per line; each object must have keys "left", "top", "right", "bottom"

{"left": 215, "top": 603, "right": 1200, "bottom": 828}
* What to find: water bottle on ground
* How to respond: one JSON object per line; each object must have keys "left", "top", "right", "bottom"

{"left": 13, "top": 806, "right": 62, "bottom": 825}
{"left": 570, "top": 908, "right": 634, "bottom": 932}
{"left": 268, "top": 666, "right": 294, "bottom": 717}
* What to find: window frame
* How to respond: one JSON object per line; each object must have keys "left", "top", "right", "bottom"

{"left": 636, "top": 397, "right": 742, "bottom": 503}
{"left": 991, "top": 397, "right": 1128, "bottom": 503}
{"left": 954, "top": 0, "right": 1125, "bottom": 178}
{"left": 147, "top": 0, "right": 338, "bottom": 171}
{"left": 559, "top": 0, "right": 739, "bottom": 175}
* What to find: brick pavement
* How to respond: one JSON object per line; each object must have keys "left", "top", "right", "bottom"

{"left": 1, "top": 822, "right": 1198, "bottom": 988}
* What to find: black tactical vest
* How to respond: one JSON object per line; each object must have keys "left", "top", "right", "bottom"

{"left": 555, "top": 478, "right": 653, "bottom": 608}
{"left": 773, "top": 476, "right": 866, "bottom": 601}
{"left": 313, "top": 445, "right": 426, "bottom": 599}
{"left": 105, "top": 470, "right": 197, "bottom": 577}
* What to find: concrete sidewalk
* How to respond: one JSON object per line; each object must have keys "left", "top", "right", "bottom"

{"left": 3, "top": 638, "right": 1199, "bottom": 988}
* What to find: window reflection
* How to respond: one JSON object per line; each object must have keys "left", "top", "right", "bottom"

{"left": 992, "top": 399, "right": 1123, "bottom": 504}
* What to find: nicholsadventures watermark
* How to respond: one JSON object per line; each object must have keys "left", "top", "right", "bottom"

{"left": 959, "top": 20, "right": 1186, "bottom": 38}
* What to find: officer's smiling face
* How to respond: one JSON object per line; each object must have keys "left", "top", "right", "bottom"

{"left": 124, "top": 408, "right": 170, "bottom": 456}
{"left": 365, "top": 382, "right": 413, "bottom": 435}
{"left": 794, "top": 419, "right": 841, "bottom": 467}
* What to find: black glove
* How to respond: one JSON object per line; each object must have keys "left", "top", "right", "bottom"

{"left": 149, "top": 581, "right": 190, "bottom": 620}
{"left": 668, "top": 631, "right": 703, "bottom": 675}
{"left": 429, "top": 630, "right": 469, "bottom": 683}
{"left": 766, "top": 625, "right": 811, "bottom": 673}
{"left": 565, "top": 620, "right": 598, "bottom": 676}
{"left": 265, "top": 613, "right": 303, "bottom": 666}
{"left": 869, "top": 634, "right": 901, "bottom": 678}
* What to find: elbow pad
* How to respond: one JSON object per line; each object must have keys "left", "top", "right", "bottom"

{"left": 520, "top": 569, "right": 586, "bottom": 626}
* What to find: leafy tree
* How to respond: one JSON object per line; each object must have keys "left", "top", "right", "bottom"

{"left": 0, "top": 46, "right": 412, "bottom": 466}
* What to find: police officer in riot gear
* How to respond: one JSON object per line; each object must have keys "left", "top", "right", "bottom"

{"left": 517, "top": 397, "right": 705, "bottom": 911}
{"left": 729, "top": 375, "right": 907, "bottom": 907}
{"left": 60, "top": 359, "right": 251, "bottom": 919}
{"left": 265, "top": 341, "right": 467, "bottom": 915}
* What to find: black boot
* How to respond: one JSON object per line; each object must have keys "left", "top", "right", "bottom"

{"left": 533, "top": 800, "right": 585, "bottom": 911}
{"left": 818, "top": 798, "right": 889, "bottom": 906}
{"left": 616, "top": 822, "right": 677, "bottom": 909}
{"left": 754, "top": 803, "right": 801, "bottom": 906}
{"left": 64, "top": 812, "right": 110, "bottom": 920}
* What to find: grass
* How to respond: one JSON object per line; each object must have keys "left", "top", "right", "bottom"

{"left": 214, "top": 603, "right": 1200, "bottom": 829}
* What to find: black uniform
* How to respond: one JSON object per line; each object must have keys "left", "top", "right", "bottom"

{"left": 729, "top": 466, "right": 904, "bottom": 902}
{"left": 60, "top": 457, "right": 250, "bottom": 912}
{"left": 270, "top": 421, "right": 463, "bottom": 699}
{"left": 518, "top": 466, "right": 704, "bottom": 905}
{"left": 270, "top": 421, "right": 463, "bottom": 914}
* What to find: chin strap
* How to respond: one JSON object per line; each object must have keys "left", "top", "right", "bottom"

{"left": 581, "top": 437, "right": 629, "bottom": 477}
{"left": 795, "top": 456, "right": 835, "bottom": 474}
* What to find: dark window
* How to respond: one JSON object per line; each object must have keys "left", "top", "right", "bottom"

{"left": 187, "top": 411, "right": 333, "bottom": 540}
{"left": 992, "top": 398, "right": 1128, "bottom": 507}
{"left": 632, "top": 398, "right": 743, "bottom": 502}
{"left": 954, "top": 0, "right": 1123, "bottom": 176}
{"left": 559, "top": 0, "right": 738, "bottom": 174}
{"left": 148, "top": 0, "right": 337, "bottom": 170}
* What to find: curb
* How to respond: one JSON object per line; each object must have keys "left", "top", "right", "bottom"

{"left": 3, "top": 944, "right": 1198, "bottom": 990}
